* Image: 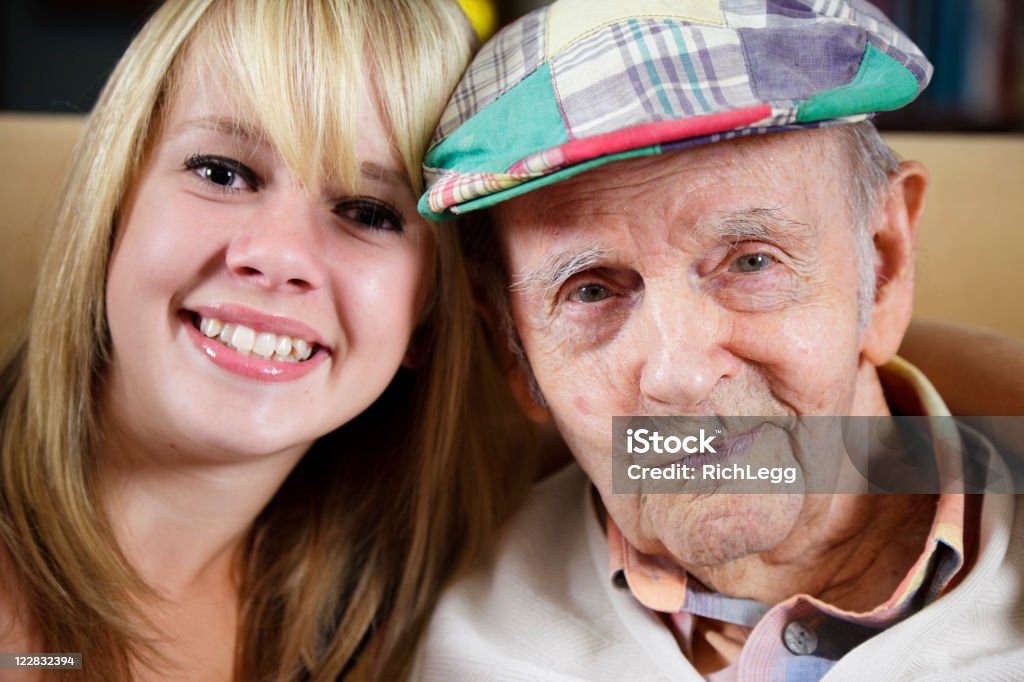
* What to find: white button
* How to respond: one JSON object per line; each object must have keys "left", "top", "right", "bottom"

{"left": 783, "top": 621, "right": 818, "bottom": 656}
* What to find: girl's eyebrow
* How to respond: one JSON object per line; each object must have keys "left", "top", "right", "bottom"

{"left": 169, "top": 115, "right": 262, "bottom": 142}
{"left": 360, "top": 160, "right": 409, "bottom": 188}
{"left": 168, "top": 118, "right": 412, "bottom": 196}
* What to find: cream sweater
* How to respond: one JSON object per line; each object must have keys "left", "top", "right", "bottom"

{"left": 414, "top": 463, "right": 1023, "bottom": 680}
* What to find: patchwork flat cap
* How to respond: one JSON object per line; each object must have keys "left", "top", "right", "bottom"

{"left": 420, "top": 0, "right": 931, "bottom": 220}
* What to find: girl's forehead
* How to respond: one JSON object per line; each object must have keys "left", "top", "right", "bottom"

{"left": 158, "top": 40, "right": 413, "bottom": 202}
{"left": 168, "top": 41, "right": 251, "bottom": 118}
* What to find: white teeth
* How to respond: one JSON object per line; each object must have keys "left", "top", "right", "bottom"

{"left": 200, "top": 317, "right": 223, "bottom": 337}
{"left": 219, "top": 323, "right": 236, "bottom": 344}
{"left": 252, "top": 332, "right": 276, "bottom": 358}
{"left": 275, "top": 335, "right": 292, "bottom": 356}
{"left": 292, "top": 338, "right": 312, "bottom": 361}
{"left": 196, "top": 315, "right": 316, "bottom": 362}
{"left": 231, "top": 325, "right": 256, "bottom": 353}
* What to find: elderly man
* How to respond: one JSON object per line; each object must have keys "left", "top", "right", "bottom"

{"left": 414, "top": 0, "right": 1023, "bottom": 679}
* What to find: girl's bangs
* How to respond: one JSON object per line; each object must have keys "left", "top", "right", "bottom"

{"left": 182, "top": 1, "right": 366, "bottom": 193}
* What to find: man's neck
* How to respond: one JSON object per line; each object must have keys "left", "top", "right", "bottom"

{"left": 683, "top": 491, "right": 937, "bottom": 610}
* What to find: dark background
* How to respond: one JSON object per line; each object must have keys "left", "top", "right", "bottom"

{"left": 2, "top": 0, "right": 1021, "bottom": 131}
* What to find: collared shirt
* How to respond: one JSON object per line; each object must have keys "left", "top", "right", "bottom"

{"left": 607, "top": 357, "right": 974, "bottom": 681}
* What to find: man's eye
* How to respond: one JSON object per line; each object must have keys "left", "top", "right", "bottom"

{"left": 184, "top": 155, "right": 258, "bottom": 191}
{"left": 569, "top": 283, "right": 612, "bottom": 303}
{"left": 335, "top": 199, "right": 404, "bottom": 233}
{"left": 729, "top": 252, "right": 776, "bottom": 273}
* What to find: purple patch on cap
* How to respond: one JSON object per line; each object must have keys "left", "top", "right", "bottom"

{"left": 741, "top": 24, "right": 867, "bottom": 101}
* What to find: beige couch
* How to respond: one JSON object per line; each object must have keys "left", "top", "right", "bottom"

{"left": 2, "top": 113, "right": 1023, "bottom": 341}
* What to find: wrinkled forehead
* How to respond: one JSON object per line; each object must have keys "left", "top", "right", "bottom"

{"left": 492, "top": 128, "right": 843, "bottom": 240}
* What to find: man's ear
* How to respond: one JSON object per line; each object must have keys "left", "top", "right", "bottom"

{"left": 861, "top": 160, "right": 929, "bottom": 365}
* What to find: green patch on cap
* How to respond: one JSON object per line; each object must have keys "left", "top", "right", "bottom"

{"left": 426, "top": 62, "right": 568, "bottom": 177}
{"left": 797, "top": 42, "right": 920, "bottom": 124}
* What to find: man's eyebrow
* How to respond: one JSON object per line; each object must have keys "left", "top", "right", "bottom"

{"left": 511, "top": 246, "right": 611, "bottom": 299}
{"left": 705, "top": 208, "right": 815, "bottom": 249}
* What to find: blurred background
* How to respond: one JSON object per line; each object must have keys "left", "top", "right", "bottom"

{"left": 1, "top": 0, "right": 1022, "bottom": 131}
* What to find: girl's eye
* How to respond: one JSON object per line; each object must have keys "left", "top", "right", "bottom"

{"left": 335, "top": 199, "right": 404, "bottom": 233}
{"left": 184, "top": 155, "right": 259, "bottom": 191}
{"left": 568, "top": 283, "right": 613, "bottom": 303}
{"left": 199, "top": 166, "right": 237, "bottom": 187}
{"left": 728, "top": 252, "right": 777, "bottom": 273}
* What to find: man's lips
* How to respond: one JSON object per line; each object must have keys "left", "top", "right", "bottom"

{"left": 634, "top": 421, "right": 768, "bottom": 469}
{"left": 673, "top": 422, "right": 765, "bottom": 469}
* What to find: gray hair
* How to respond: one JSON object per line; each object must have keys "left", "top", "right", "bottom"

{"left": 833, "top": 121, "right": 902, "bottom": 330}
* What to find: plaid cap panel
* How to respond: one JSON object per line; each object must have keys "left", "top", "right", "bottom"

{"left": 721, "top": 0, "right": 931, "bottom": 83}
{"left": 545, "top": 0, "right": 724, "bottom": 56}
{"left": 554, "top": 20, "right": 758, "bottom": 140}
{"left": 722, "top": 0, "right": 890, "bottom": 39}
{"left": 430, "top": 7, "right": 548, "bottom": 148}
{"left": 424, "top": 168, "right": 526, "bottom": 216}
{"left": 721, "top": 0, "right": 862, "bottom": 29}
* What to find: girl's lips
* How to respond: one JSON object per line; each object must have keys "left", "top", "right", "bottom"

{"left": 188, "top": 303, "right": 328, "bottom": 350}
{"left": 180, "top": 312, "right": 328, "bottom": 382}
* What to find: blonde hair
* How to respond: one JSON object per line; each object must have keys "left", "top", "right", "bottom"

{"left": 0, "top": 1, "right": 533, "bottom": 680}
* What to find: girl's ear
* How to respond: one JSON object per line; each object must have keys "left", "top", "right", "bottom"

{"left": 401, "top": 346, "right": 420, "bottom": 369}
{"left": 401, "top": 319, "right": 432, "bottom": 369}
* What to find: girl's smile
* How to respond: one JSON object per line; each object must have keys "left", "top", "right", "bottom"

{"left": 183, "top": 305, "right": 328, "bottom": 381}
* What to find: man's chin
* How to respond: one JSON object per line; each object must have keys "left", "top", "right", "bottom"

{"left": 649, "top": 493, "right": 804, "bottom": 569}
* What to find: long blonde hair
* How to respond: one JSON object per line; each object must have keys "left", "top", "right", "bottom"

{"left": 0, "top": 1, "right": 534, "bottom": 679}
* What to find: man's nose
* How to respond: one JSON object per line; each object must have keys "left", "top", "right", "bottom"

{"left": 636, "top": 289, "right": 738, "bottom": 410}
{"left": 224, "top": 191, "right": 328, "bottom": 292}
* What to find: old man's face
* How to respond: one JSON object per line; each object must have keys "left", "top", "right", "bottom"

{"left": 495, "top": 129, "right": 920, "bottom": 568}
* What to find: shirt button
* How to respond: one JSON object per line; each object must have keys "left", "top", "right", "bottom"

{"left": 783, "top": 621, "right": 818, "bottom": 656}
